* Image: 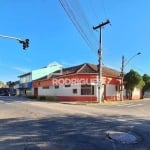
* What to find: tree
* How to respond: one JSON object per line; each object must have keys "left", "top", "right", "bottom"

{"left": 142, "top": 74, "right": 150, "bottom": 98}
{"left": 124, "top": 69, "right": 144, "bottom": 99}
{"left": 0, "top": 81, "right": 5, "bottom": 88}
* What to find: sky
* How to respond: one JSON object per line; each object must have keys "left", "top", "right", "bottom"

{"left": 0, "top": 0, "right": 150, "bottom": 83}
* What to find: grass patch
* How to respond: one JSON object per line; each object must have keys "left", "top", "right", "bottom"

{"left": 47, "top": 96, "right": 59, "bottom": 102}
{"left": 39, "top": 96, "right": 46, "bottom": 101}
{"left": 26, "top": 95, "right": 37, "bottom": 99}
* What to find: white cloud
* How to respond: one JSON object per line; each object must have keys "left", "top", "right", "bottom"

{"left": 12, "top": 66, "right": 30, "bottom": 73}
{"left": 0, "top": 62, "right": 30, "bottom": 73}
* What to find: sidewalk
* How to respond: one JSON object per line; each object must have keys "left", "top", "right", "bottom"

{"left": 18, "top": 96, "right": 150, "bottom": 106}
{"left": 58, "top": 98, "right": 150, "bottom": 106}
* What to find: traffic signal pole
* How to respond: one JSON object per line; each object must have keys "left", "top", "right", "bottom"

{"left": 93, "top": 20, "right": 110, "bottom": 103}
{"left": 0, "top": 34, "right": 29, "bottom": 50}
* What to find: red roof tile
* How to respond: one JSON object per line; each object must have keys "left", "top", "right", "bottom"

{"left": 53, "top": 63, "right": 120, "bottom": 78}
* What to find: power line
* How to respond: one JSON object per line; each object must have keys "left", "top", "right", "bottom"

{"left": 85, "top": 0, "right": 110, "bottom": 65}
{"left": 71, "top": 0, "right": 98, "bottom": 38}
{"left": 87, "top": 0, "right": 109, "bottom": 21}
{"left": 86, "top": 0, "right": 102, "bottom": 21}
{"left": 101, "top": 0, "right": 108, "bottom": 20}
{"left": 58, "top": 0, "right": 98, "bottom": 53}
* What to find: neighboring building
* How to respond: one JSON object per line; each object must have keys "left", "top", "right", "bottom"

{"left": 33, "top": 63, "right": 126, "bottom": 102}
{"left": 18, "top": 72, "right": 32, "bottom": 96}
{"left": 129, "top": 87, "right": 141, "bottom": 100}
{"left": 6, "top": 81, "right": 19, "bottom": 96}
{"left": 17, "top": 62, "right": 62, "bottom": 96}
{"left": 143, "top": 92, "right": 150, "bottom": 98}
{"left": 0, "top": 88, "right": 9, "bottom": 96}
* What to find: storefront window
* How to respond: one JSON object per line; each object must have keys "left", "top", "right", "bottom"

{"left": 81, "top": 84, "right": 94, "bottom": 95}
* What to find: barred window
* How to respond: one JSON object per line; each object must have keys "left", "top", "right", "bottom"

{"left": 73, "top": 89, "right": 77, "bottom": 94}
{"left": 65, "top": 84, "right": 71, "bottom": 87}
{"left": 55, "top": 85, "right": 59, "bottom": 89}
{"left": 115, "top": 85, "right": 120, "bottom": 91}
{"left": 81, "top": 84, "right": 94, "bottom": 95}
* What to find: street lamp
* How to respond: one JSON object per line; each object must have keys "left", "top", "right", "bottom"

{"left": 120, "top": 52, "right": 141, "bottom": 101}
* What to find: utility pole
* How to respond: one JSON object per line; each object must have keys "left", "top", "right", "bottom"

{"left": 120, "top": 56, "right": 125, "bottom": 101}
{"left": 0, "top": 34, "right": 29, "bottom": 50}
{"left": 93, "top": 19, "right": 110, "bottom": 103}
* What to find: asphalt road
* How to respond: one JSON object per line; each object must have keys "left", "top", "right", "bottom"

{"left": 0, "top": 96, "right": 150, "bottom": 150}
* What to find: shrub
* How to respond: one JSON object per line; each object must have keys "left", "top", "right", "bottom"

{"left": 39, "top": 96, "right": 46, "bottom": 100}
{"left": 47, "top": 96, "right": 59, "bottom": 102}
{"left": 26, "top": 95, "right": 37, "bottom": 99}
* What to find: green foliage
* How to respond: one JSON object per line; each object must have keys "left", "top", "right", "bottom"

{"left": 26, "top": 95, "right": 37, "bottom": 99}
{"left": 0, "top": 81, "right": 5, "bottom": 87}
{"left": 124, "top": 69, "right": 144, "bottom": 99}
{"left": 143, "top": 74, "right": 150, "bottom": 83}
{"left": 39, "top": 96, "right": 46, "bottom": 100}
{"left": 137, "top": 79, "right": 145, "bottom": 89}
{"left": 124, "top": 69, "right": 144, "bottom": 92}
{"left": 142, "top": 74, "right": 150, "bottom": 92}
{"left": 47, "top": 96, "right": 59, "bottom": 102}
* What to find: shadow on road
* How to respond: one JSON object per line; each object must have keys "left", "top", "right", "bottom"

{"left": 0, "top": 114, "right": 149, "bottom": 150}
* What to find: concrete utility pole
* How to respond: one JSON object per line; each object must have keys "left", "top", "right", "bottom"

{"left": 120, "top": 52, "right": 141, "bottom": 101}
{"left": 93, "top": 19, "right": 110, "bottom": 103}
{"left": 120, "top": 56, "right": 125, "bottom": 101}
{"left": 0, "top": 34, "right": 29, "bottom": 50}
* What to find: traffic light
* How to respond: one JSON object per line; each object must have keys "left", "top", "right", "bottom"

{"left": 25, "top": 39, "right": 29, "bottom": 48}
{"left": 19, "top": 39, "right": 29, "bottom": 50}
{"left": 23, "top": 39, "right": 29, "bottom": 50}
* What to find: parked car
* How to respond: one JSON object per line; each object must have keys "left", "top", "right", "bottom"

{"left": 10, "top": 92, "right": 16, "bottom": 96}
{"left": 0, "top": 91, "right": 9, "bottom": 96}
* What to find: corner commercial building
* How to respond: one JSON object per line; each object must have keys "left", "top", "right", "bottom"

{"left": 33, "top": 63, "right": 141, "bottom": 102}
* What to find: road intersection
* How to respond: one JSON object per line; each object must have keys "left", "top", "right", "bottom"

{"left": 0, "top": 96, "right": 149, "bottom": 150}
